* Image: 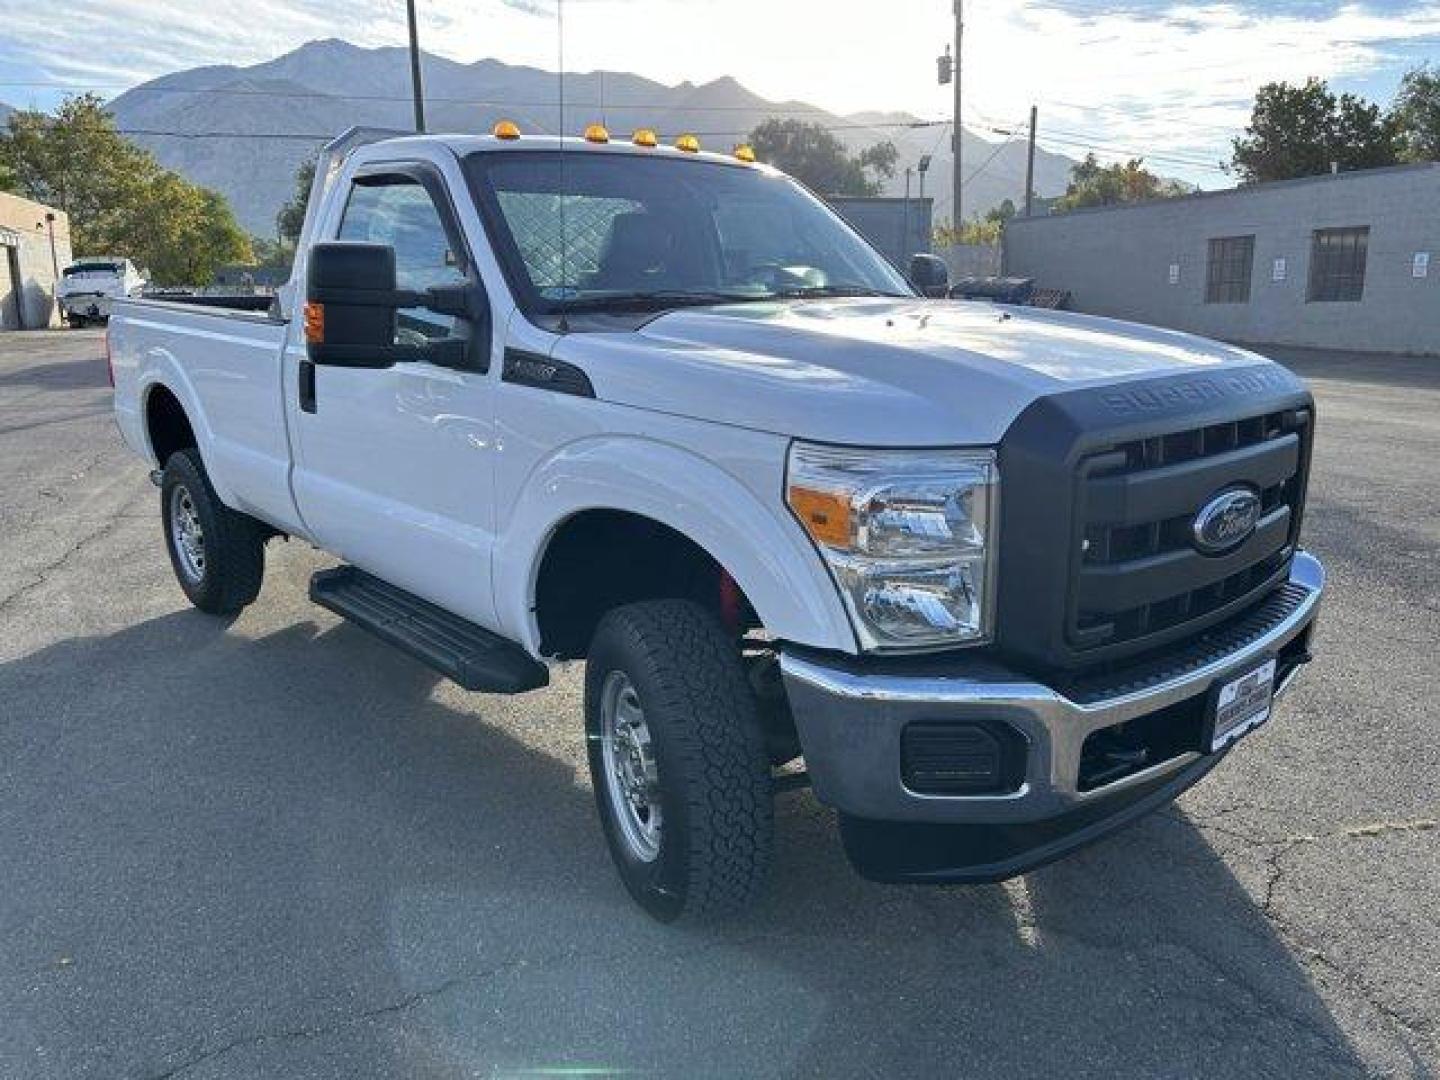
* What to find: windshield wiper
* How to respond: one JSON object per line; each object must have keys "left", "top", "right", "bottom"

{"left": 558, "top": 290, "right": 768, "bottom": 312}
{"left": 770, "top": 285, "right": 912, "bottom": 299}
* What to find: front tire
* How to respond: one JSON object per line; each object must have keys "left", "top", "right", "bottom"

{"left": 160, "top": 448, "right": 266, "bottom": 614}
{"left": 585, "top": 600, "right": 775, "bottom": 921}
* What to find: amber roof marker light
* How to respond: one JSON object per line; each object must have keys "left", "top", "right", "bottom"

{"left": 675, "top": 134, "right": 701, "bottom": 153}
{"left": 492, "top": 119, "right": 522, "bottom": 140}
{"left": 631, "top": 128, "right": 659, "bottom": 148}
{"left": 584, "top": 123, "right": 610, "bottom": 143}
{"left": 734, "top": 144, "right": 756, "bottom": 163}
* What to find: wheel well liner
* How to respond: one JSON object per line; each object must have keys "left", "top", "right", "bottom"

{"left": 534, "top": 510, "right": 757, "bottom": 659}
{"left": 144, "top": 384, "right": 197, "bottom": 467}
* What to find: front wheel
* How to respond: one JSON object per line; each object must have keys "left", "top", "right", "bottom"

{"left": 160, "top": 448, "right": 266, "bottom": 614}
{"left": 585, "top": 600, "right": 775, "bottom": 921}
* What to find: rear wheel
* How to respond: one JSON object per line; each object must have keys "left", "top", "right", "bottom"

{"left": 585, "top": 600, "right": 774, "bottom": 921}
{"left": 160, "top": 448, "right": 266, "bottom": 614}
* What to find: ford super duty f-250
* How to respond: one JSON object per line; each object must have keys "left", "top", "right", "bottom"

{"left": 109, "top": 124, "right": 1324, "bottom": 920}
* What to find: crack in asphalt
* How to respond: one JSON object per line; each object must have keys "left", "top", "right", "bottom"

{"left": 1171, "top": 807, "right": 1438, "bottom": 1060}
{"left": 0, "top": 486, "right": 146, "bottom": 616}
{"left": 139, "top": 960, "right": 524, "bottom": 1080}
{"left": 139, "top": 935, "right": 776, "bottom": 1079}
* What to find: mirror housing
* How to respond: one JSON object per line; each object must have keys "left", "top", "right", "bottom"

{"left": 908, "top": 253, "right": 950, "bottom": 298}
{"left": 304, "top": 242, "right": 483, "bottom": 369}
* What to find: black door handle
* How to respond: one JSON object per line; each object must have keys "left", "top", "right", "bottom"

{"left": 299, "top": 359, "right": 317, "bottom": 413}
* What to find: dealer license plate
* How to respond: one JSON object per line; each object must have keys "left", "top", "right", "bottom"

{"left": 1208, "top": 658, "right": 1276, "bottom": 752}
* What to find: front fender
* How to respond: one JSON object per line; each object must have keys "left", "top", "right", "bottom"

{"left": 494, "top": 435, "right": 857, "bottom": 655}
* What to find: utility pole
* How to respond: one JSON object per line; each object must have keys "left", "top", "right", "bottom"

{"left": 405, "top": 0, "right": 426, "bottom": 133}
{"left": 1024, "top": 105, "right": 1037, "bottom": 217}
{"left": 952, "top": 0, "right": 964, "bottom": 232}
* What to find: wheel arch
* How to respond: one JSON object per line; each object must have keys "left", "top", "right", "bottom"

{"left": 496, "top": 437, "right": 856, "bottom": 658}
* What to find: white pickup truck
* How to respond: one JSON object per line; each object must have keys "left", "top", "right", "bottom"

{"left": 58, "top": 257, "right": 147, "bottom": 327}
{"left": 110, "top": 125, "right": 1325, "bottom": 920}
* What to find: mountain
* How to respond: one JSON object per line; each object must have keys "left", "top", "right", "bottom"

{"left": 109, "top": 39, "right": 1076, "bottom": 236}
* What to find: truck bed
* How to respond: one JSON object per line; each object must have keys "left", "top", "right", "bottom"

{"left": 109, "top": 297, "right": 306, "bottom": 537}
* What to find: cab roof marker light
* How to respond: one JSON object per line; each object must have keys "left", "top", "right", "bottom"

{"left": 631, "top": 128, "right": 659, "bottom": 148}
{"left": 675, "top": 133, "right": 700, "bottom": 153}
{"left": 734, "top": 144, "right": 756, "bottom": 163}
{"left": 492, "top": 119, "right": 522, "bottom": 140}
{"left": 584, "top": 123, "right": 610, "bottom": 144}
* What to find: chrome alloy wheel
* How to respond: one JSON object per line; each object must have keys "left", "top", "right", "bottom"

{"left": 169, "top": 483, "right": 206, "bottom": 584}
{"left": 599, "top": 670, "right": 663, "bottom": 862}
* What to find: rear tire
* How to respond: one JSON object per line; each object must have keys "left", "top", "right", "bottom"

{"left": 160, "top": 448, "right": 266, "bottom": 614}
{"left": 585, "top": 600, "right": 774, "bottom": 921}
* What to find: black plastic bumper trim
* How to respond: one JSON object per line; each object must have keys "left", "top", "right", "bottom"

{"left": 839, "top": 750, "right": 1223, "bottom": 885}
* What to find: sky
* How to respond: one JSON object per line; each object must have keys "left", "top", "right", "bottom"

{"left": 1, "top": 0, "right": 1437, "bottom": 186}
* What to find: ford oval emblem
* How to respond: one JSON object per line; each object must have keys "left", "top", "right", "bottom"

{"left": 1193, "top": 487, "right": 1262, "bottom": 555}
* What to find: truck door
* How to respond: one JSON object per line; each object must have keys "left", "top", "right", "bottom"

{"left": 288, "top": 163, "right": 501, "bottom": 629}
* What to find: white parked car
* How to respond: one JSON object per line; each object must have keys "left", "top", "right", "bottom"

{"left": 107, "top": 126, "right": 1325, "bottom": 920}
{"left": 57, "top": 257, "right": 146, "bottom": 327}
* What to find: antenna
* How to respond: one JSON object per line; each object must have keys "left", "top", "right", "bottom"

{"left": 557, "top": 0, "right": 569, "bottom": 332}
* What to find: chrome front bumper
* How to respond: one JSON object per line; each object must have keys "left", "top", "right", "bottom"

{"left": 780, "top": 551, "right": 1325, "bottom": 829}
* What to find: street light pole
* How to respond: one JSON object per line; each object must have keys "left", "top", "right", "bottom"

{"left": 405, "top": 0, "right": 427, "bottom": 133}
{"left": 44, "top": 212, "right": 60, "bottom": 279}
{"left": 902, "top": 167, "right": 913, "bottom": 264}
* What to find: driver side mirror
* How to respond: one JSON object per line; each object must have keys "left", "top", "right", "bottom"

{"left": 305, "top": 242, "right": 483, "bottom": 369}
{"left": 908, "top": 253, "right": 950, "bottom": 298}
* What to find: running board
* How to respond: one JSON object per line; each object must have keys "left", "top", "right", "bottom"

{"left": 309, "top": 566, "right": 549, "bottom": 694}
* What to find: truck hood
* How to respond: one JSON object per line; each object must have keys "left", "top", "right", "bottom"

{"left": 554, "top": 298, "right": 1279, "bottom": 446}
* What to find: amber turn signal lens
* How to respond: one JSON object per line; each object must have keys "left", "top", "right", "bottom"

{"left": 787, "top": 486, "right": 852, "bottom": 548}
{"left": 675, "top": 133, "right": 700, "bottom": 153}
{"left": 303, "top": 302, "right": 324, "bottom": 344}
{"left": 492, "top": 119, "right": 522, "bottom": 140}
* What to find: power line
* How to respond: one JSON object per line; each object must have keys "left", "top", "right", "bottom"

{"left": 1037, "top": 131, "right": 1230, "bottom": 174}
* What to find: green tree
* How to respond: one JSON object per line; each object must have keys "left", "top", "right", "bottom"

{"left": 1053, "top": 154, "right": 1187, "bottom": 211}
{"left": 0, "top": 94, "right": 156, "bottom": 252}
{"left": 1392, "top": 64, "right": 1440, "bottom": 163}
{"left": 0, "top": 94, "right": 250, "bottom": 284}
{"left": 249, "top": 236, "right": 294, "bottom": 269}
{"left": 747, "top": 119, "right": 897, "bottom": 195}
{"left": 276, "top": 157, "right": 316, "bottom": 246}
{"left": 1230, "top": 78, "right": 1402, "bottom": 183}
{"left": 984, "top": 198, "right": 1017, "bottom": 225}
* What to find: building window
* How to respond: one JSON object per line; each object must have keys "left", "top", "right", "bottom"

{"left": 1205, "top": 235, "right": 1255, "bottom": 304}
{"left": 1308, "top": 226, "right": 1369, "bottom": 302}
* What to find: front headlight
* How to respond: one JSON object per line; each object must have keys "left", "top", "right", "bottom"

{"left": 786, "top": 443, "right": 998, "bottom": 650}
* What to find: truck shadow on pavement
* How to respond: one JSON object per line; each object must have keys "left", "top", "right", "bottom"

{"left": 0, "top": 610, "right": 1379, "bottom": 1080}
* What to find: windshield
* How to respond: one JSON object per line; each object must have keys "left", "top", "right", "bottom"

{"left": 466, "top": 151, "right": 913, "bottom": 320}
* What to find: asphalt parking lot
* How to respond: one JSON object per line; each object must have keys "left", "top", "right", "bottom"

{"left": 1, "top": 329, "right": 1436, "bottom": 1079}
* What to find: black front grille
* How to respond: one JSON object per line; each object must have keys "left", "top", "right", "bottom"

{"left": 1069, "top": 408, "right": 1309, "bottom": 655}
{"left": 995, "top": 365, "right": 1315, "bottom": 674}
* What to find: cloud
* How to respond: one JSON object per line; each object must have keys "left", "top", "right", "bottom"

{"left": 2, "top": 0, "right": 1436, "bottom": 185}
